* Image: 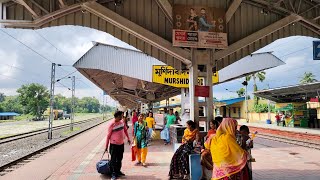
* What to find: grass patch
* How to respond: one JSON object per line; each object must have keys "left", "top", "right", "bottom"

{"left": 62, "top": 127, "right": 81, "bottom": 136}
{"left": 0, "top": 134, "right": 14, "bottom": 138}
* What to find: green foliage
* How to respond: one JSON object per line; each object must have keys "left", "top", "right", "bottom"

{"left": 252, "top": 103, "right": 275, "bottom": 113}
{"left": 237, "top": 88, "right": 245, "bottom": 97}
{"left": 17, "top": 83, "right": 50, "bottom": 119}
{"left": 246, "top": 71, "right": 266, "bottom": 105}
{"left": 0, "top": 96, "right": 24, "bottom": 114}
{"left": 300, "top": 72, "right": 317, "bottom": 84}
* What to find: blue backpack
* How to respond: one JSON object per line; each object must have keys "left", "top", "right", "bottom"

{"left": 96, "top": 151, "right": 111, "bottom": 175}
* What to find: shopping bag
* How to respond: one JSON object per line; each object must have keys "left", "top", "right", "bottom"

{"left": 96, "top": 151, "right": 111, "bottom": 175}
{"left": 160, "top": 129, "right": 167, "bottom": 140}
{"left": 151, "top": 130, "right": 157, "bottom": 139}
{"left": 131, "top": 139, "right": 137, "bottom": 161}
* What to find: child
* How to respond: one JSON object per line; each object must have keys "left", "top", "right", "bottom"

{"left": 239, "top": 125, "right": 254, "bottom": 180}
{"left": 205, "top": 120, "right": 219, "bottom": 140}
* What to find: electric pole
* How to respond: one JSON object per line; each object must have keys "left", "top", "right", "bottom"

{"left": 71, "top": 76, "right": 75, "bottom": 131}
{"left": 48, "top": 63, "right": 56, "bottom": 140}
{"left": 242, "top": 80, "right": 249, "bottom": 123}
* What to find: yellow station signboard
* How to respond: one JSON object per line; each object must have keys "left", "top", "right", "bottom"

{"left": 152, "top": 65, "right": 219, "bottom": 88}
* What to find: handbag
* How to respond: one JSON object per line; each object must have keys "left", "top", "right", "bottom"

{"left": 96, "top": 151, "right": 111, "bottom": 175}
{"left": 160, "top": 128, "right": 167, "bottom": 140}
{"left": 131, "top": 139, "right": 137, "bottom": 161}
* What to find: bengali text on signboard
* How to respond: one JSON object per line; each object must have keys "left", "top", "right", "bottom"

{"left": 152, "top": 65, "right": 218, "bottom": 88}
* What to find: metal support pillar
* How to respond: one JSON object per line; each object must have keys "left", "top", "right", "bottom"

{"left": 206, "top": 49, "right": 214, "bottom": 131}
{"left": 48, "top": 63, "right": 56, "bottom": 140}
{"left": 245, "top": 85, "right": 249, "bottom": 123}
{"left": 71, "top": 76, "right": 75, "bottom": 131}
{"left": 189, "top": 48, "right": 199, "bottom": 127}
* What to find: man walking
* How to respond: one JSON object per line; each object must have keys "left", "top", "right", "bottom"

{"left": 106, "top": 111, "right": 131, "bottom": 180}
{"left": 164, "top": 109, "right": 176, "bottom": 145}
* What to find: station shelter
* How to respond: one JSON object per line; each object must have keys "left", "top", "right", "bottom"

{"left": 0, "top": 112, "right": 19, "bottom": 120}
{"left": 255, "top": 82, "right": 320, "bottom": 128}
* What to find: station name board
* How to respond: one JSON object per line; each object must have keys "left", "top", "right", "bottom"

{"left": 152, "top": 65, "right": 218, "bottom": 88}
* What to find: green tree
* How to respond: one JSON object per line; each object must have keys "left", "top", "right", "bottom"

{"left": 1, "top": 96, "right": 24, "bottom": 114}
{"left": 246, "top": 71, "right": 266, "bottom": 105}
{"left": 237, "top": 88, "right": 245, "bottom": 97}
{"left": 17, "top": 83, "right": 49, "bottom": 119}
{"left": 300, "top": 72, "right": 317, "bottom": 84}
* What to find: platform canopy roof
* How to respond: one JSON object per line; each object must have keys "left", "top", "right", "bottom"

{"left": 1, "top": 0, "right": 319, "bottom": 70}
{"left": 74, "top": 42, "right": 181, "bottom": 109}
{"left": 74, "top": 42, "right": 286, "bottom": 108}
{"left": 254, "top": 82, "right": 320, "bottom": 103}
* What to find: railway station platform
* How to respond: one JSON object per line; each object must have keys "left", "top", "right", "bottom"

{"left": 1, "top": 122, "right": 320, "bottom": 180}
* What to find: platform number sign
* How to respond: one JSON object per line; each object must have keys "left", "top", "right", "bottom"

{"left": 313, "top": 41, "right": 320, "bottom": 60}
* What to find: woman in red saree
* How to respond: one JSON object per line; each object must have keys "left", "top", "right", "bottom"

{"left": 209, "top": 118, "right": 249, "bottom": 180}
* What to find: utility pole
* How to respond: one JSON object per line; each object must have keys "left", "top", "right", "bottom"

{"left": 267, "top": 84, "right": 271, "bottom": 121}
{"left": 242, "top": 81, "right": 249, "bottom": 123}
{"left": 48, "top": 63, "right": 56, "bottom": 140}
{"left": 102, "top": 92, "right": 105, "bottom": 121}
{"left": 71, "top": 76, "right": 75, "bottom": 131}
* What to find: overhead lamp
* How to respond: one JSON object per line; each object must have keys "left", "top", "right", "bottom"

{"left": 114, "top": 0, "right": 123, "bottom": 6}
{"left": 242, "top": 81, "right": 248, "bottom": 86}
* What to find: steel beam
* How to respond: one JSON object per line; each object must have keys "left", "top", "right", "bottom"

{"left": 58, "top": 0, "right": 66, "bottom": 8}
{"left": 15, "top": 0, "right": 39, "bottom": 19}
{"left": 29, "top": 0, "right": 49, "bottom": 14}
{"left": 82, "top": 1, "right": 191, "bottom": 65}
{"left": 155, "top": 0, "right": 173, "bottom": 24}
{"left": 226, "top": 0, "right": 242, "bottom": 23}
{"left": 215, "top": 14, "right": 302, "bottom": 60}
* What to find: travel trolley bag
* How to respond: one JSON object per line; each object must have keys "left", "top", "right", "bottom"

{"left": 96, "top": 151, "right": 111, "bottom": 175}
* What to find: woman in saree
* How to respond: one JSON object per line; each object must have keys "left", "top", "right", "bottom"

{"left": 169, "top": 120, "right": 199, "bottom": 179}
{"left": 133, "top": 114, "right": 148, "bottom": 167}
{"left": 210, "top": 118, "right": 249, "bottom": 180}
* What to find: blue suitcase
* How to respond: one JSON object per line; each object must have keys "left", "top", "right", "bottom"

{"left": 96, "top": 151, "right": 111, "bottom": 175}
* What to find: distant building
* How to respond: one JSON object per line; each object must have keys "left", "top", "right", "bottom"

{"left": 0, "top": 112, "right": 20, "bottom": 120}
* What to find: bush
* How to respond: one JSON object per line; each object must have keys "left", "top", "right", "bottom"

{"left": 252, "top": 103, "right": 275, "bottom": 113}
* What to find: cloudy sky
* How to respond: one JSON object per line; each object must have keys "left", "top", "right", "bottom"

{"left": 0, "top": 25, "right": 319, "bottom": 106}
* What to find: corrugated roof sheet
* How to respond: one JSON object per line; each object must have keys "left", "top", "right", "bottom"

{"left": 74, "top": 42, "right": 165, "bottom": 82}
{"left": 0, "top": 112, "right": 20, "bottom": 116}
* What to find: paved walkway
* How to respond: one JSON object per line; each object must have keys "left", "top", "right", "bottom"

{"left": 2, "top": 122, "right": 320, "bottom": 180}
{"left": 238, "top": 121, "right": 320, "bottom": 135}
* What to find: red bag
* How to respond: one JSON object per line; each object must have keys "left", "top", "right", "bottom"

{"left": 131, "top": 145, "right": 137, "bottom": 161}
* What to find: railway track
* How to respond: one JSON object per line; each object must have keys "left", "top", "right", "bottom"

{"left": 0, "top": 118, "right": 102, "bottom": 145}
{"left": 0, "top": 118, "right": 109, "bottom": 176}
{"left": 257, "top": 133, "right": 320, "bottom": 150}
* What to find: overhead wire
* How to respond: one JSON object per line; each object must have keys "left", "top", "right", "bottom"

{"left": 32, "top": 29, "right": 95, "bottom": 89}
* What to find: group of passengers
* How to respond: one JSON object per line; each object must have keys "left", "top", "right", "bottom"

{"left": 169, "top": 117, "right": 254, "bottom": 180}
{"left": 106, "top": 109, "right": 254, "bottom": 180}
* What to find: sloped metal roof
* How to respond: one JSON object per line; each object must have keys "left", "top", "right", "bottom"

{"left": 0, "top": 112, "right": 19, "bottom": 116}
{"left": 218, "top": 52, "right": 285, "bottom": 83}
{"left": 254, "top": 82, "right": 320, "bottom": 103}
{"left": 73, "top": 42, "right": 180, "bottom": 108}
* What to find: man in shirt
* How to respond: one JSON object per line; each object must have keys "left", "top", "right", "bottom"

{"left": 198, "top": 8, "right": 215, "bottom": 32}
{"left": 106, "top": 111, "right": 131, "bottom": 180}
{"left": 165, "top": 109, "right": 176, "bottom": 145}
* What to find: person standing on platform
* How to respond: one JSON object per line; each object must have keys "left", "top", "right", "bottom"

{"left": 131, "top": 109, "right": 138, "bottom": 135}
{"left": 145, "top": 112, "right": 155, "bottom": 145}
{"left": 133, "top": 114, "right": 148, "bottom": 167}
{"left": 174, "top": 111, "right": 181, "bottom": 124}
{"left": 165, "top": 109, "right": 176, "bottom": 145}
{"left": 275, "top": 113, "right": 281, "bottom": 126}
{"left": 106, "top": 111, "right": 131, "bottom": 180}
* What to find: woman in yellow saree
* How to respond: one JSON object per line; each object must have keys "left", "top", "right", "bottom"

{"left": 210, "top": 118, "right": 249, "bottom": 180}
